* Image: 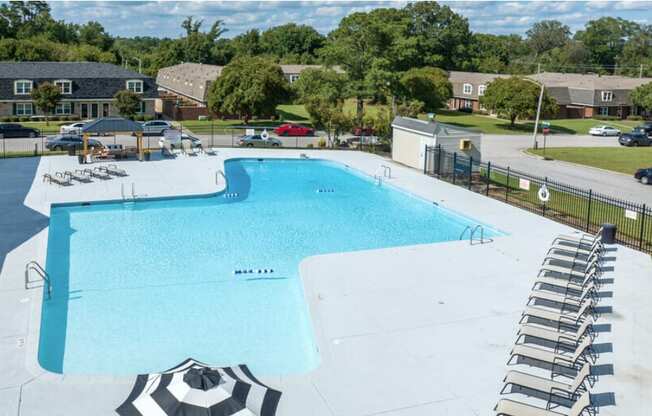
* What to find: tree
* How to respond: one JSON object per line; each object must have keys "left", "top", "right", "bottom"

{"left": 399, "top": 67, "right": 452, "bottom": 111}
{"left": 231, "top": 29, "right": 262, "bottom": 57}
{"left": 30, "top": 82, "right": 61, "bottom": 125}
{"left": 79, "top": 21, "right": 113, "bottom": 50}
{"left": 113, "top": 90, "right": 142, "bottom": 119}
{"left": 575, "top": 17, "right": 641, "bottom": 71}
{"left": 260, "top": 24, "right": 324, "bottom": 61}
{"left": 631, "top": 82, "right": 652, "bottom": 114}
{"left": 480, "top": 77, "right": 557, "bottom": 127}
{"left": 207, "top": 57, "right": 291, "bottom": 122}
{"left": 526, "top": 20, "right": 571, "bottom": 56}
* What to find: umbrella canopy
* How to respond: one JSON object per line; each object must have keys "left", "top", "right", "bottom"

{"left": 82, "top": 117, "right": 143, "bottom": 134}
{"left": 116, "top": 358, "right": 282, "bottom": 416}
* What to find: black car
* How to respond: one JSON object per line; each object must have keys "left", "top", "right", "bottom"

{"left": 636, "top": 122, "right": 652, "bottom": 137}
{"left": 618, "top": 131, "right": 651, "bottom": 146}
{"left": 0, "top": 123, "right": 40, "bottom": 138}
{"left": 45, "top": 134, "right": 103, "bottom": 151}
{"left": 635, "top": 167, "right": 652, "bottom": 185}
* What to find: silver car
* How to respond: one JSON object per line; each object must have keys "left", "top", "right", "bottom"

{"left": 238, "top": 134, "right": 282, "bottom": 147}
{"left": 140, "top": 120, "right": 173, "bottom": 136}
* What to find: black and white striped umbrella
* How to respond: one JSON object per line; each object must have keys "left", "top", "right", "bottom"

{"left": 116, "top": 358, "right": 282, "bottom": 416}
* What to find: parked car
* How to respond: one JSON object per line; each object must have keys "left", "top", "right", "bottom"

{"left": 59, "top": 122, "right": 86, "bottom": 135}
{"left": 635, "top": 122, "right": 652, "bottom": 137}
{"left": 238, "top": 134, "right": 282, "bottom": 147}
{"left": 45, "top": 134, "right": 103, "bottom": 151}
{"left": 0, "top": 123, "right": 40, "bottom": 138}
{"left": 588, "top": 125, "right": 620, "bottom": 136}
{"left": 140, "top": 120, "right": 173, "bottom": 136}
{"left": 273, "top": 123, "right": 314, "bottom": 136}
{"left": 352, "top": 126, "right": 375, "bottom": 136}
{"left": 634, "top": 167, "right": 652, "bottom": 185}
{"left": 618, "top": 130, "right": 651, "bottom": 146}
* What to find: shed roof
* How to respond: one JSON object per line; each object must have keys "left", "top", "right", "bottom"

{"left": 391, "top": 116, "right": 478, "bottom": 137}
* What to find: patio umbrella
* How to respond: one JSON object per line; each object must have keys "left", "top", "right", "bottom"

{"left": 116, "top": 358, "right": 282, "bottom": 416}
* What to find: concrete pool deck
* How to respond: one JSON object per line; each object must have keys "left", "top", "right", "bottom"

{"left": 0, "top": 149, "right": 650, "bottom": 415}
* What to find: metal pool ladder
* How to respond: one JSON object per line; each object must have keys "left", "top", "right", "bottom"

{"left": 459, "top": 225, "right": 487, "bottom": 245}
{"left": 25, "top": 261, "right": 52, "bottom": 300}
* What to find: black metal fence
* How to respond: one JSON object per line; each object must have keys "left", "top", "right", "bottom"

{"left": 424, "top": 144, "right": 652, "bottom": 253}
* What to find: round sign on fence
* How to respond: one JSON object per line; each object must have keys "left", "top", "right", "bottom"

{"left": 261, "top": 129, "right": 269, "bottom": 140}
{"left": 538, "top": 184, "right": 550, "bottom": 203}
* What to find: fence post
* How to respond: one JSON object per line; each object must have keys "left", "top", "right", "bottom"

{"left": 211, "top": 122, "right": 214, "bottom": 147}
{"left": 468, "top": 156, "right": 473, "bottom": 190}
{"left": 1, "top": 133, "right": 4, "bottom": 158}
{"left": 41, "top": 135, "right": 44, "bottom": 156}
{"left": 437, "top": 144, "right": 442, "bottom": 176}
{"left": 486, "top": 161, "right": 491, "bottom": 196}
{"left": 423, "top": 146, "right": 428, "bottom": 174}
{"left": 640, "top": 204, "right": 647, "bottom": 251}
{"left": 542, "top": 177, "right": 548, "bottom": 217}
{"left": 505, "top": 166, "right": 510, "bottom": 202}
{"left": 586, "top": 189, "right": 593, "bottom": 232}
{"left": 452, "top": 152, "right": 457, "bottom": 185}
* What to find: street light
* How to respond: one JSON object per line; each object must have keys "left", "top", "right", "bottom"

{"left": 523, "top": 77, "right": 545, "bottom": 149}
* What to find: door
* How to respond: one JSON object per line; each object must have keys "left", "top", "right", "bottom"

{"left": 81, "top": 103, "right": 89, "bottom": 119}
{"left": 102, "top": 103, "right": 110, "bottom": 117}
{"left": 91, "top": 103, "right": 99, "bottom": 118}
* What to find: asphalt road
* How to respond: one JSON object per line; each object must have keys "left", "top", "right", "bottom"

{"left": 482, "top": 134, "right": 652, "bottom": 206}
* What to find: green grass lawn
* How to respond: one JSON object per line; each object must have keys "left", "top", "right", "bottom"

{"left": 19, "top": 121, "right": 66, "bottom": 135}
{"left": 529, "top": 147, "right": 652, "bottom": 175}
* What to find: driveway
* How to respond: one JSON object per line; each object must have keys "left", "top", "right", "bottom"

{"left": 482, "top": 134, "right": 652, "bottom": 206}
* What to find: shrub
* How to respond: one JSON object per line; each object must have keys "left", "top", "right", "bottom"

{"left": 594, "top": 115, "right": 620, "bottom": 121}
{"left": 19, "top": 117, "right": 30, "bottom": 122}
{"left": 627, "top": 115, "right": 643, "bottom": 121}
{"left": 134, "top": 115, "right": 145, "bottom": 121}
{"left": 306, "top": 143, "right": 314, "bottom": 149}
{"left": 458, "top": 107, "right": 473, "bottom": 114}
{"left": 10, "top": 116, "right": 19, "bottom": 122}
{"left": 143, "top": 115, "right": 154, "bottom": 121}
{"left": 1, "top": 117, "right": 11, "bottom": 122}
{"left": 318, "top": 137, "right": 327, "bottom": 148}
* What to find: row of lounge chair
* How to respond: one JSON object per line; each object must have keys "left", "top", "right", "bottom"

{"left": 161, "top": 144, "right": 219, "bottom": 159}
{"left": 494, "top": 229, "right": 607, "bottom": 416}
{"left": 43, "top": 164, "right": 128, "bottom": 186}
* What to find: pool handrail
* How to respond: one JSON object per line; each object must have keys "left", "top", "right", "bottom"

{"left": 25, "top": 261, "right": 52, "bottom": 300}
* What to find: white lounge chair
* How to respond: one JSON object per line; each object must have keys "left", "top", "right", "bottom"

{"left": 501, "top": 362, "right": 592, "bottom": 402}
{"left": 495, "top": 390, "right": 592, "bottom": 416}
{"left": 519, "top": 299, "right": 595, "bottom": 328}
{"left": 507, "top": 335, "right": 596, "bottom": 369}
{"left": 527, "top": 281, "right": 597, "bottom": 311}
{"left": 516, "top": 316, "right": 595, "bottom": 348}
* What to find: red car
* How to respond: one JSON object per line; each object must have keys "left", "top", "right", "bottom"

{"left": 273, "top": 123, "right": 315, "bottom": 136}
{"left": 352, "top": 126, "right": 375, "bottom": 136}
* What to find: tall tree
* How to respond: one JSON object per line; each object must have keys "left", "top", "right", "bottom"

{"left": 207, "top": 57, "right": 291, "bottom": 122}
{"left": 526, "top": 20, "right": 571, "bottom": 57}
{"left": 575, "top": 17, "right": 641, "bottom": 71}
{"left": 480, "top": 77, "right": 557, "bottom": 127}
{"left": 30, "top": 81, "right": 61, "bottom": 125}
{"left": 231, "top": 29, "right": 262, "bottom": 57}
{"left": 79, "top": 21, "right": 113, "bottom": 50}
{"left": 260, "top": 23, "right": 325, "bottom": 61}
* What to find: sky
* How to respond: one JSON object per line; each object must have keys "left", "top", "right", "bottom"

{"left": 45, "top": 0, "right": 652, "bottom": 39}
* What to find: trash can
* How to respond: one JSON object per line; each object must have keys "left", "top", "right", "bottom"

{"left": 77, "top": 154, "right": 84, "bottom": 164}
{"left": 68, "top": 146, "right": 76, "bottom": 156}
{"left": 602, "top": 223, "right": 616, "bottom": 244}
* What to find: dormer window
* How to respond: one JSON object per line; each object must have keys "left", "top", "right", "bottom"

{"left": 14, "top": 80, "right": 33, "bottom": 95}
{"left": 601, "top": 91, "right": 613, "bottom": 102}
{"left": 126, "top": 80, "right": 144, "bottom": 93}
{"left": 54, "top": 80, "right": 72, "bottom": 94}
{"left": 478, "top": 85, "right": 486, "bottom": 96}
{"left": 463, "top": 83, "right": 473, "bottom": 95}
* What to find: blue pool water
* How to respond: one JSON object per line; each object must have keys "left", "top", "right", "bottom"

{"left": 40, "top": 158, "right": 501, "bottom": 375}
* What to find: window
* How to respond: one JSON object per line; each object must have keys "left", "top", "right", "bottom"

{"left": 463, "top": 100, "right": 473, "bottom": 109}
{"left": 137, "top": 101, "right": 146, "bottom": 114}
{"left": 14, "top": 80, "right": 33, "bottom": 95}
{"left": 54, "top": 80, "right": 72, "bottom": 94}
{"left": 289, "top": 74, "right": 300, "bottom": 83}
{"left": 463, "top": 83, "right": 473, "bottom": 95}
{"left": 599, "top": 107, "right": 609, "bottom": 116}
{"left": 601, "top": 91, "right": 613, "bottom": 102}
{"left": 55, "top": 102, "right": 72, "bottom": 115}
{"left": 478, "top": 85, "right": 486, "bottom": 96}
{"left": 126, "top": 80, "right": 144, "bottom": 93}
{"left": 15, "top": 103, "right": 33, "bottom": 116}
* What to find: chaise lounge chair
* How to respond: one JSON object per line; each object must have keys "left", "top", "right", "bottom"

{"left": 515, "top": 316, "right": 595, "bottom": 348}
{"left": 205, "top": 147, "right": 219, "bottom": 155}
{"left": 500, "top": 362, "right": 593, "bottom": 402}
{"left": 101, "top": 164, "right": 128, "bottom": 177}
{"left": 43, "top": 173, "right": 72, "bottom": 186}
{"left": 64, "top": 170, "right": 92, "bottom": 183}
{"left": 519, "top": 298, "right": 595, "bottom": 328}
{"left": 533, "top": 268, "right": 598, "bottom": 295}
{"left": 85, "top": 168, "right": 112, "bottom": 180}
{"left": 494, "top": 390, "right": 593, "bottom": 416}
{"left": 507, "top": 335, "right": 596, "bottom": 370}
{"left": 527, "top": 280, "right": 598, "bottom": 311}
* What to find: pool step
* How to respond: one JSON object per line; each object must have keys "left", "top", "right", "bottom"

{"left": 316, "top": 188, "right": 334, "bottom": 193}
{"left": 224, "top": 192, "right": 240, "bottom": 198}
{"left": 234, "top": 268, "right": 275, "bottom": 275}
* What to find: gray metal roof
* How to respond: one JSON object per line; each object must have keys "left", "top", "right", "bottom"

{"left": 0, "top": 62, "right": 150, "bottom": 79}
{"left": 82, "top": 117, "right": 143, "bottom": 134}
{"left": 391, "top": 116, "right": 478, "bottom": 137}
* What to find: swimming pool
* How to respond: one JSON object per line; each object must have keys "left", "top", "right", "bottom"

{"left": 40, "top": 158, "right": 502, "bottom": 376}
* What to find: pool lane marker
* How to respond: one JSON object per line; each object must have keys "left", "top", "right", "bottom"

{"left": 317, "top": 188, "right": 335, "bottom": 193}
{"left": 224, "top": 192, "right": 240, "bottom": 198}
{"left": 233, "top": 268, "right": 275, "bottom": 275}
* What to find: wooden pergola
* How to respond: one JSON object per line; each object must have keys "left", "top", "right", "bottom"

{"left": 81, "top": 117, "right": 145, "bottom": 161}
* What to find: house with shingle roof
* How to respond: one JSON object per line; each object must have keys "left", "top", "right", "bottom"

{"left": 446, "top": 71, "right": 511, "bottom": 112}
{"left": 0, "top": 62, "right": 157, "bottom": 119}
{"left": 156, "top": 63, "right": 343, "bottom": 120}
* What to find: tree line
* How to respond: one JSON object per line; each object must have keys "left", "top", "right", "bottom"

{"left": 2, "top": 1, "right": 651, "bottom": 79}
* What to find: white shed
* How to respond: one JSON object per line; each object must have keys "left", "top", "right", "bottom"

{"left": 391, "top": 116, "right": 482, "bottom": 170}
